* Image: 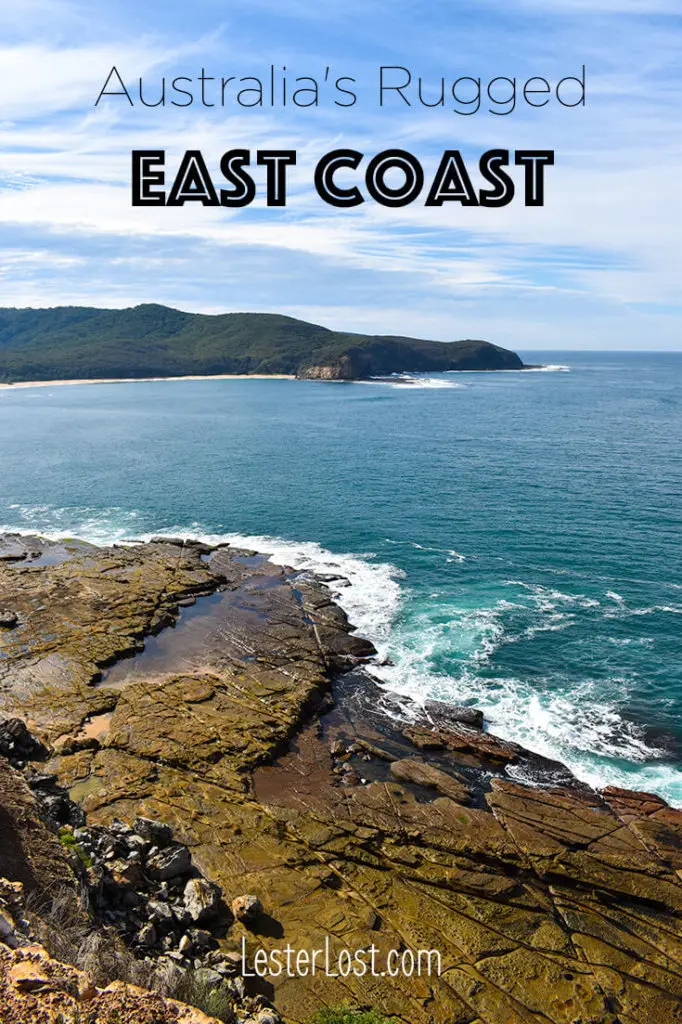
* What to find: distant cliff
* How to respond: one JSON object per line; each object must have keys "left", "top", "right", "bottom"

{"left": 0, "top": 304, "right": 525, "bottom": 382}
{"left": 298, "top": 338, "right": 523, "bottom": 379}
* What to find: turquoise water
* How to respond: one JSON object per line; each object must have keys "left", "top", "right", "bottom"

{"left": 1, "top": 352, "right": 681, "bottom": 802}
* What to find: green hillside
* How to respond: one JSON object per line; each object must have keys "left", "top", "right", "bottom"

{"left": 0, "top": 304, "right": 525, "bottom": 381}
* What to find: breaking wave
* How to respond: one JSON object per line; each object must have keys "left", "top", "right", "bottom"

{"left": 1, "top": 505, "right": 680, "bottom": 805}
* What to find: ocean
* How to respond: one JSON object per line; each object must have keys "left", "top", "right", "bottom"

{"left": 1, "top": 350, "right": 681, "bottom": 803}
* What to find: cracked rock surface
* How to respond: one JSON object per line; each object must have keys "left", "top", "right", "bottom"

{"left": 1, "top": 535, "right": 682, "bottom": 1023}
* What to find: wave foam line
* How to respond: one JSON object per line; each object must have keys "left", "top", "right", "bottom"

{"left": 365, "top": 375, "right": 466, "bottom": 389}
{"left": 1, "top": 510, "right": 681, "bottom": 805}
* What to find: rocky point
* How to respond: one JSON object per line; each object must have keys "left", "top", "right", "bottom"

{"left": 0, "top": 531, "right": 681, "bottom": 1023}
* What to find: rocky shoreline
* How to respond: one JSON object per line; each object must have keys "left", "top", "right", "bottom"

{"left": 1, "top": 531, "right": 682, "bottom": 1023}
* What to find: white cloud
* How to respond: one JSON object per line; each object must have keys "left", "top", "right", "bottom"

{"left": 0, "top": 1, "right": 678, "bottom": 348}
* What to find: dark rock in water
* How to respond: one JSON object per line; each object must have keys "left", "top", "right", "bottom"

{"left": 232, "top": 894, "right": 262, "bottom": 924}
{"left": 327, "top": 634, "right": 376, "bottom": 662}
{"left": 354, "top": 738, "right": 398, "bottom": 763}
{"left": 0, "top": 719, "right": 48, "bottom": 762}
{"left": 133, "top": 816, "right": 173, "bottom": 848}
{"left": 0, "top": 611, "right": 18, "bottom": 629}
{"left": 146, "top": 844, "right": 192, "bottom": 881}
{"left": 423, "top": 699, "right": 484, "bottom": 729}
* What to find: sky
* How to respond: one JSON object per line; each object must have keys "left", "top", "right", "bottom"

{"left": 0, "top": 0, "right": 680, "bottom": 350}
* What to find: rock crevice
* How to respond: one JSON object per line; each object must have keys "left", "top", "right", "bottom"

{"left": 0, "top": 535, "right": 681, "bottom": 1023}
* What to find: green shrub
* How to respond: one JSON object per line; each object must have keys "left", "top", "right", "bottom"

{"left": 176, "top": 972, "right": 236, "bottom": 1023}
{"left": 58, "top": 827, "right": 93, "bottom": 868}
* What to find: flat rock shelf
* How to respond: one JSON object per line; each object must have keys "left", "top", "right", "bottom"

{"left": 1, "top": 532, "right": 682, "bottom": 1023}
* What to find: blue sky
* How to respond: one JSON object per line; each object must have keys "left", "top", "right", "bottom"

{"left": 0, "top": 0, "right": 679, "bottom": 349}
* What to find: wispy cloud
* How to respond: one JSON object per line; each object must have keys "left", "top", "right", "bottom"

{"left": 0, "top": 0, "right": 679, "bottom": 348}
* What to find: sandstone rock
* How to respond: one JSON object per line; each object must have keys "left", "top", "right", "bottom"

{"left": 9, "top": 959, "right": 54, "bottom": 991}
{"left": 404, "top": 722, "right": 519, "bottom": 763}
{"left": 0, "top": 943, "right": 228, "bottom": 1022}
{"left": 232, "top": 894, "right": 262, "bottom": 924}
{"left": 5, "top": 536, "right": 682, "bottom": 1024}
{"left": 6, "top": 947, "right": 95, "bottom": 999}
{"left": 390, "top": 757, "right": 470, "bottom": 803}
{"left": 133, "top": 816, "right": 173, "bottom": 848}
{"left": 184, "top": 877, "right": 222, "bottom": 925}
{"left": 147, "top": 844, "right": 192, "bottom": 881}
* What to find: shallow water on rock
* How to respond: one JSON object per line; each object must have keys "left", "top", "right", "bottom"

{"left": 2, "top": 354, "right": 682, "bottom": 801}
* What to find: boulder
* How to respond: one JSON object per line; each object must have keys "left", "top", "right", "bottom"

{"left": 423, "top": 699, "right": 484, "bottom": 729}
{"left": 0, "top": 719, "right": 47, "bottom": 761}
{"left": 137, "top": 922, "right": 157, "bottom": 948}
{"left": 188, "top": 928, "right": 213, "bottom": 949}
{"left": 133, "top": 816, "right": 173, "bottom": 848}
{"left": 232, "top": 894, "right": 262, "bottom": 924}
{"left": 0, "top": 910, "right": 19, "bottom": 949}
{"left": 147, "top": 899, "right": 175, "bottom": 927}
{"left": 146, "top": 844, "right": 192, "bottom": 881}
{"left": 183, "top": 878, "right": 222, "bottom": 925}
{"left": 108, "top": 857, "right": 144, "bottom": 889}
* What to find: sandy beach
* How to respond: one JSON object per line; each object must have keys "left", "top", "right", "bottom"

{"left": 0, "top": 373, "right": 296, "bottom": 391}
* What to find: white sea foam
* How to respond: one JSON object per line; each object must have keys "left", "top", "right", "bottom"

{"left": 385, "top": 538, "right": 468, "bottom": 563}
{"left": 524, "top": 364, "right": 570, "bottom": 373}
{"left": 366, "top": 375, "right": 466, "bottom": 389}
{"left": 458, "top": 365, "right": 570, "bottom": 373}
{"left": 2, "top": 509, "right": 681, "bottom": 805}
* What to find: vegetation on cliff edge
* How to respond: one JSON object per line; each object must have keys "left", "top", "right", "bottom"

{"left": 0, "top": 304, "right": 524, "bottom": 381}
